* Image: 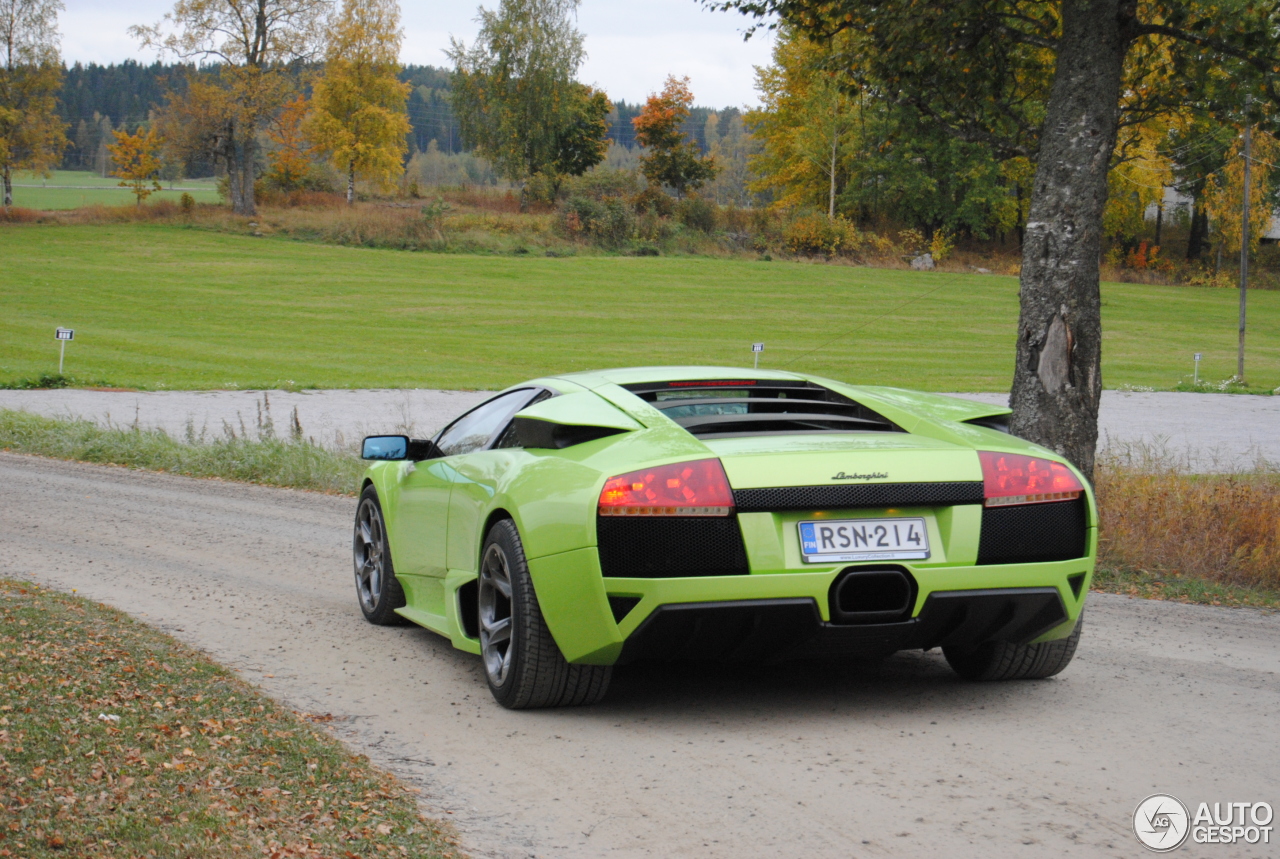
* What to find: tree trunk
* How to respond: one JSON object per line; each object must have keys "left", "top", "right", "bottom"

{"left": 2, "top": 165, "right": 11, "bottom": 208}
{"left": 828, "top": 129, "right": 838, "bottom": 219}
{"left": 1154, "top": 198, "right": 1163, "bottom": 245}
{"left": 1009, "top": 0, "right": 1131, "bottom": 479}
{"left": 1186, "top": 204, "right": 1208, "bottom": 260}
{"left": 230, "top": 123, "right": 257, "bottom": 216}
{"left": 347, "top": 161, "right": 355, "bottom": 205}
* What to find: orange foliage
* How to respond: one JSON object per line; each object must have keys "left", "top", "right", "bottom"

{"left": 106, "top": 128, "right": 163, "bottom": 205}
{"left": 264, "top": 96, "right": 317, "bottom": 191}
{"left": 632, "top": 75, "right": 694, "bottom": 151}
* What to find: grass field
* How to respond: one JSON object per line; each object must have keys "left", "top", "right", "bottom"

{"left": 6, "top": 170, "right": 220, "bottom": 210}
{"left": 2, "top": 223, "right": 1278, "bottom": 392}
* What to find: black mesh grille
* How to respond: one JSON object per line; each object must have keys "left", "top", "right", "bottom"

{"left": 977, "top": 498, "right": 1088, "bottom": 565}
{"left": 597, "top": 516, "right": 749, "bottom": 578}
{"left": 733, "top": 482, "right": 984, "bottom": 513}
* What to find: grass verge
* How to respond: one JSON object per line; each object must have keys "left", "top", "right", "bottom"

{"left": 1093, "top": 450, "right": 1280, "bottom": 609}
{"left": 0, "top": 579, "right": 462, "bottom": 858}
{"left": 1090, "top": 566, "right": 1280, "bottom": 609}
{"left": 0, "top": 410, "right": 364, "bottom": 495}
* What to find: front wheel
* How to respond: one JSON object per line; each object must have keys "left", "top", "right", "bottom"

{"left": 944, "top": 613, "right": 1083, "bottom": 681}
{"left": 479, "top": 519, "right": 610, "bottom": 709}
{"left": 353, "top": 486, "right": 406, "bottom": 625}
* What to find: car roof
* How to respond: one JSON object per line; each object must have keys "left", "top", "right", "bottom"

{"left": 549, "top": 366, "right": 811, "bottom": 389}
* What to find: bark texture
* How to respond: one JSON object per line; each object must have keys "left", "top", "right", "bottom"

{"left": 1010, "top": 0, "right": 1132, "bottom": 479}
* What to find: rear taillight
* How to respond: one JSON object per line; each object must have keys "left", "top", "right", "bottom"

{"left": 979, "top": 451, "right": 1084, "bottom": 507}
{"left": 598, "top": 458, "right": 734, "bottom": 516}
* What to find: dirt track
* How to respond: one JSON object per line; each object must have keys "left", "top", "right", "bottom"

{"left": 3, "top": 452, "right": 1277, "bottom": 858}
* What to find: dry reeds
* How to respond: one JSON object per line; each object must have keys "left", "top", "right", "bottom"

{"left": 1095, "top": 447, "right": 1280, "bottom": 590}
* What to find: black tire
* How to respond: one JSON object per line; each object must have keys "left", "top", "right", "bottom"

{"left": 353, "top": 485, "right": 406, "bottom": 625}
{"left": 479, "top": 519, "right": 611, "bottom": 709}
{"left": 944, "top": 613, "right": 1083, "bottom": 681}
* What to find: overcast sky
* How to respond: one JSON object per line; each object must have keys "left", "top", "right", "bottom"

{"left": 59, "top": 0, "right": 776, "bottom": 108}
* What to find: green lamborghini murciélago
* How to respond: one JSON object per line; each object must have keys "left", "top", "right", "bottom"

{"left": 354, "top": 367, "right": 1094, "bottom": 709}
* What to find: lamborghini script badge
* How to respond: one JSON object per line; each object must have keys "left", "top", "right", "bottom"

{"left": 831, "top": 471, "right": 888, "bottom": 481}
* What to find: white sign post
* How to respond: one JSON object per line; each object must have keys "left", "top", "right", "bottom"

{"left": 55, "top": 327, "right": 74, "bottom": 374}
{"left": 751, "top": 342, "right": 764, "bottom": 370}
{"left": 1193, "top": 352, "right": 1202, "bottom": 384}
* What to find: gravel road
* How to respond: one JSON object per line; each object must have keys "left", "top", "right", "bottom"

{"left": 2, "top": 387, "right": 1277, "bottom": 471}
{"left": 3, "top": 452, "right": 1277, "bottom": 857}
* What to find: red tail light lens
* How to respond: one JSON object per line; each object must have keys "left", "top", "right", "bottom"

{"left": 598, "top": 458, "right": 735, "bottom": 516}
{"left": 979, "top": 451, "right": 1084, "bottom": 507}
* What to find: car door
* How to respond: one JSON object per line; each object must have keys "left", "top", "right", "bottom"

{"left": 393, "top": 389, "right": 545, "bottom": 610}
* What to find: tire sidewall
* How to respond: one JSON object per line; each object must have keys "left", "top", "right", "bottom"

{"left": 354, "top": 486, "right": 401, "bottom": 625}
{"left": 483, "top": 521, "right": 528, "bottom": 708}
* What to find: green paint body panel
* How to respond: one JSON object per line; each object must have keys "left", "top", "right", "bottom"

{"left": 361, "top": 366, "right": 1097, "bottom": 666}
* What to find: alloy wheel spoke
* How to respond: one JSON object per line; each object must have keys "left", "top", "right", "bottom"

{"left": 482, "top": 614, "right": 511, "bottom": 641}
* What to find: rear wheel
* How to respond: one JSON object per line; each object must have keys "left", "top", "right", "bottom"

{"left": 353, "top": 486, "right": 406, "bottom": 625}
{"left": 479, "top": 519, "right": 611, "bottom": 709}
{"left": 944, "top": 613, "right": 1083, "bottom": 681}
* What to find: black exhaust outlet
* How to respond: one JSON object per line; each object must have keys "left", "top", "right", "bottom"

{"left": 829, "top": 567, "right": 917, "bottom": 625}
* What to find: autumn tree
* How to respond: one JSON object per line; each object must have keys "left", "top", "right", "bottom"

{"left": 107, "top": 126, "right": 163, "bottom": 205}
{"left": 132, "top": 0, "right": 331, "bottom": 215}
{"left": 448, "top": 0, "right": 610, "bottom": 201}
{"left": 747, "top": 31, "right": 856, "bottom": 218}
{"left": 633, "top": 75, "right": 717, "bottom": 197}
{"left": 714, "top": 0, "right": 1280, "bottom": 477}
{"left": 307, "top": 0, "right": 410, "bottom": 204}
{"left": 1203, "top": 128, "right": 1280, "bottom": 264}
{"left": 262, "top": 94, "right": 317, "bottom": 192}
{"left": 0, "top": 0, "right": 67, "bottom": 207}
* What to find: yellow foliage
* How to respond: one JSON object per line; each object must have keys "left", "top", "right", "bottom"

{"left": 107, "top": 127, "right": 163, "bottom": 205}
{"left": 783, "top": 213, "right": 860, "bottom": 256}
{"left": 0, "top": 0, "right": 67, "bottom": 205}
{"left": 307, "top": 0, "right": 411, "bottom": 202}
{"left": 746, "top": 29, "right": 859, "bottom": 215}
{"left": 1202, "top": 129, "right": 1280, "bottom": 258}
{"left": 1104, "top": 119, "right": 1175, "bottom": 242}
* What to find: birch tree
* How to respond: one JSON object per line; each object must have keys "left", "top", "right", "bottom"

{"left": 0, "top": 0, "right": 66, "bottom": 207}
{"left": 307, "top": 0, "right": 411, "bottom": 204}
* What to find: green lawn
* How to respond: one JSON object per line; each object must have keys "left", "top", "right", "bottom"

{"left": 2, "top": 223, "right": 1277, "bottom": 392}
{"left": 7, "top": 170, "right": 220, "bottom": 210}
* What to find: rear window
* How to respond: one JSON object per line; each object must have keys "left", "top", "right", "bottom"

{"left": 623, "top": 379, "right": 901, "bottom": 439}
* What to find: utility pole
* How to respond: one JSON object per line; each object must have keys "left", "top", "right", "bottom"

{"left": 1238, "top": 122, "right": 1251, "bottom": 383}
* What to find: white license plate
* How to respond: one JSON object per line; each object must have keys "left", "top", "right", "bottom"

{"left": 798, "top": 517, "right": 930, "bottom": 563}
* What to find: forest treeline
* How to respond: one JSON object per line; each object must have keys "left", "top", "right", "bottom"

{"left": 54, "top": 60, "right": 733, "bottom": 177}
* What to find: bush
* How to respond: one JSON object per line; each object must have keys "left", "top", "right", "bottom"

{"left": 632, "top": 186, "right": 674, "bottom": 217}
{"left": 0, "top": 206, "right": 44, "bottom": 223}
{"left": 1096, "top": 451, "right": 1280, "bottom": 591}
{"left": 558, "top": 196, "right": 635, "bottom": 246}
{"left": 179, "top": 192, "right": 195, "bottom": 213}
{"left": 783, "top": 213, "right": 861, "bottom": 256}
{"left": 565, "top": 168, "right": 641, "bottom": 202}
{"left": 676, "top": 197, "right": 717, "bottom": 233}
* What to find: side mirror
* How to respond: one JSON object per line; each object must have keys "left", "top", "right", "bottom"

{"left": 362, "top": 435, "right": 408, "bottom": 460}
{"left": 361, "top": 435, "right": 443, "bottom": 461}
